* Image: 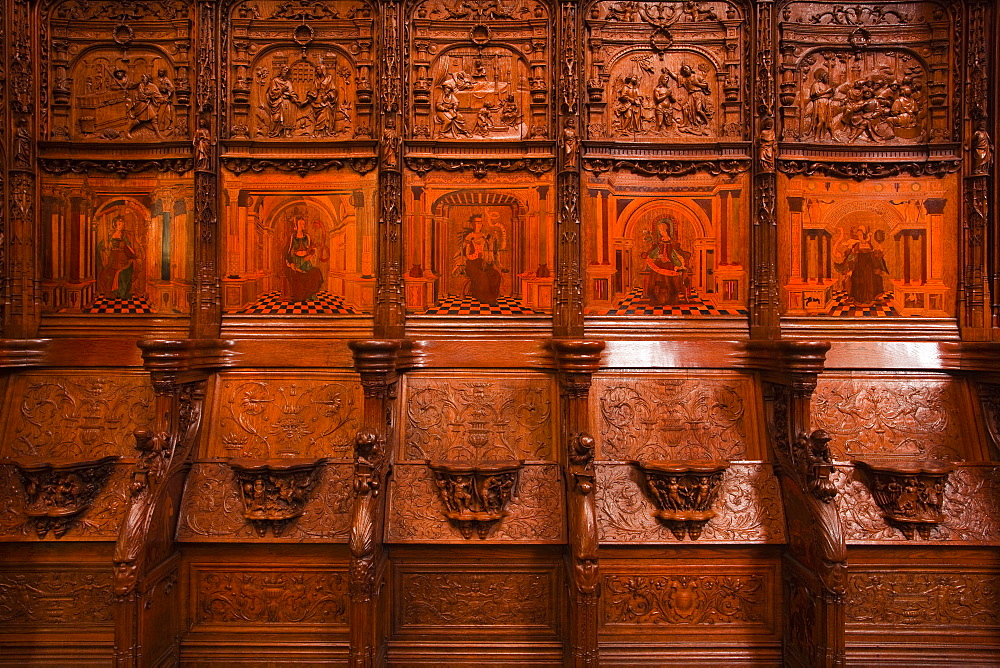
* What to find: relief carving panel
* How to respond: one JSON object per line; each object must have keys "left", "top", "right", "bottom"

{"left": 846, "top": 570, "right": 1000, "bottom": 628}
{"left": 176, "top": 462, "right": 353, "bottom": 542}
{"left": 1, "top": 373, "right": 154, "bottom": 459}
{"left": 0, "top": 570, "right": 115, "bottom": 625}
{"left": 194, "top": 568, "right": 348, "bottom": 627}
{"left": 596, "top": 463, "right": 786, "bottom": 544}
{"left": 207, "top": 374, "right": 362, "bottom": 459}
{"left": 403, "top": 374, "right": 553, "bottom": 461}
{"left": 387, "top": 463, "right": 564, "bottom": 543}
{"left": 834, "top": 464, "right": 1000, "bottom": 544}
{"left": 398, "top": 570, "right": 555, "bottom": 630}
{"left": 811, "top": 375, "right": 967, "bottom": 460}
{"left": 593, "top": 373, "right": 757, "bottom": 461}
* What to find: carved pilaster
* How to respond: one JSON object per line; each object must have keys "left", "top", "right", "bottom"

{"left": 551, "top": 338, "right": 604, "bottom": 667}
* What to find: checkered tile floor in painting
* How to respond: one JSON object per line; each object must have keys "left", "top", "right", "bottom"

{"left": 238, "top": 290, "right": 361, "bottom": 315}
{"left": 87, "top": 295, "right": 153, "bottom": 314}
{"left": 419, "top": 295, "right": 542, "bottom": 316}
{"left": 594, "top": 288, "right": 748, "bottom": 316}
{"left": 826, "top": 290, "right": 899, "bottom": 317}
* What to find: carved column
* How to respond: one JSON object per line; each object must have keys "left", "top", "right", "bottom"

{"left": 192, "top": 0, "right": 221, "bottom": 338}
{"left": 348, "top": 339, "right": 402, "bottom": 667}
{"left": 4, "top": 0, "right": 41, "bottom": 338}
{"left": 750, "top": 0, "right": 779, "bottom": 339}
{"left": 113, "top": 339, "right": 231, "bottom": 666}
{"left": 552, "top": 339, "right": 604, "bottom": 667}
{"left": 375, "top": 0, "right": 405, "bottom": 338}
{"left": 749, "top": 341, "right": 844, "bottom": 667}
{"left": 554, "top": 0, "right": 584, "bottom": 338}
{"left": 962, "top": 0, "right": 992, "bottom": 339}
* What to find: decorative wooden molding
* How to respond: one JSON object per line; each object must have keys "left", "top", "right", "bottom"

{"left": 38, "top": 157, "right": 193, "bottom": 177}
{"left": 582, "top": 157, "right": 751, "bottom": 178}
{"left": 632, "top": 460, "right": 729, "bottom": 540}
{"left": 427, "top": 460, "right": 523, "bottom": 539}
{"left": 853, "top": 460, "right": 954, "bottom": 539}
{"left": 777, "top": 159, "right": 963, "bottom": 180}
{"left": 8, "top": 456, "right": 119, "bottom": 538}
{"left": 404, "top": 156, "right": 554, "bottom": 178}
{"left": 229, "top": 459, "right": 328, "bottom": 537}
{"left": 221, "top": 156, "right": 377, "bottom": 176}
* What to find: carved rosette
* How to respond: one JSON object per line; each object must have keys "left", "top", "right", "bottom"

{"left": 853, "top": 459, "right": 954, "bottom": 540}
{"left": 427, "top": 460, "right": 523, "bottom": 539}
{"left": 8, "top": 456, "right": 120, "bottom": 538}
{"left": 229, "top": 458, "right": 328, "bottom": 537}
{"left": 632, "top": 460, "right": 729, "bottom": 540}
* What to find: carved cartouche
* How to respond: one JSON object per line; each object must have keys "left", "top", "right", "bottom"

{"left": 229, "top": 458, "right": 328, "bottom": 537}
{"left": 427, "top": 460, "right": 523, "bottom": 539}
{"left": 853, "top": 459, "right": 954, "bottom": 540}
{"left": 632, "top": 460, "right": 729, "bottom": 540}
{"left": 7, "top": 456, "right": 119, "bottom": 538}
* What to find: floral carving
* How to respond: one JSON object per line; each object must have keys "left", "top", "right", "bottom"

{"left": 229, "top": 459, "right": 327, "bottom": 537}
{"left": 5, "top": 374, "right": 154, "bottom": 458}
{"left": 853, "top": 459, "right": 952, "bottom": 539}
{"left": 212, "top": 377, "right": 362, "bottom": 459}
{"left": 404, "top": 377, "right": 553, "bottom": 461}
{"left": 195, "top": 569, "right": 348, "bottom": 626}
{"left": 597, "top": 463, "right": 786, "bottom": 543}
{"left": 632, "top": 460, "right": 729, "bottom": 539}
{"left": 596, "top": 377, "right": 751, "bottom": 461}
{"left": 400, "top": 571, "right": 553, "bottom": 628}
{"left": 603, "top": 573, "right": 767, "bottom": 626}
{"left": 847, "top": 572, "right": 1000, "bottom": 627}
{"left": 176, "top": 463, "right": 352, "bottom": 542}
{"left": 0, "top": 570, "right": 115, "bottom": 624}
{"left": 7, "top": 457, "right": 119, "bottom": 538}
{"left": 811, "top": 377, "right": 964, "bottom": 461}
{"left": 388, "top": 463, "right": 563, "bottom": 542}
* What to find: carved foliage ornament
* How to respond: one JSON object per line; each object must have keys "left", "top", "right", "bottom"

{"left": 853, "top": 459, "right": 953, "bottom": 539}
{"left": 427, "top": 460, "right": 523, "bottom": 539}
{"left": 7, "top": 456, "right": 119, "bottom": 538}
{"left": 229, "top": 458, "right": 328, "bottom": 537}
{"left": 632, "top": 460, "right": 728, "bottom": 539}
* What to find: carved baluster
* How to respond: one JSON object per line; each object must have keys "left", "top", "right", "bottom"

{"left": 113, "top": 340, "right": 230, "bottom": 667}
{"left": 749, "top": 340, "right": 845, "bottom": 667}
{"left": 751, "top": 0, "right": 779, "bottom": 339}
{"left": 552, "top": 339, "right": 604, "bottom": 667}
{"left": 348, "top": 339, "right": 403, "bottom": 667}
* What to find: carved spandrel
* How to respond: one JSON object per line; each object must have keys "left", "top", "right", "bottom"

{"left": 194, "top": 568, "right": 349, "bottom": 627}
{"left": 403, "top": 376, "right": 553, "bottom": 462}
{"left": 810, "top": 376, "right": 966, "bottom": 461}
{"left": 3, "top": 373, "right": 155, "bottom": 459}
{"left": 594, "top": 375, "right": 755, "bottom": 461}
{"left": 596, "top": 463, "right": 787, "bottom": 544}
{"left": 176, "top": 462, "right": 353, "bottom": 542}
{"left": 387, "top": 463, "right": 564, "bottom": 543}
{"left": 209, "top": 376, "right": 362, "bottom": 459}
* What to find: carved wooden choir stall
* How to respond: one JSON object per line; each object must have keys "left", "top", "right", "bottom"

{"left": 0, "top": 0, "right": 998, "bottom": 665}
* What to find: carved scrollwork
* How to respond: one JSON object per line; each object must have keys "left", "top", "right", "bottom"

{"left": 583, "top": 157, "right": 751, "bottom": 178}
{"left": 632, "top": 460, "right": 728, "bottom": 540}
{"left": 38, "top": 157, "right": 194, "bottom": 176}
{"left": 777, "top": 158, "right": 962, "bottom": 180}
{"left": 229, "top": 459, "right": 328, "bottom": 537}
{"left": 404, "top": 157, "right": 555, "bottom": 178}
{"left": 195, "top": 569, "right": 348, "bottom": 626}
{"left": 221, "top": 157, "right": 377, "bottom": 176}
{"left": 602, "top": 572, "right": 768, "bottom": 626}
{"left": 427, "top": 460, "right": 523, "bottom": 539}
{"left": 6, "top": 456, "right": 119, "bottom": 538}
{"left": 853, "top": 459, "right": 953, "bottom": 540}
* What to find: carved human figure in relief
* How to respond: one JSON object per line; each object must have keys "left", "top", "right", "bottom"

{"left": 561, "top": 117, "right": 580, "bottom": 167}
{"left": 304, "top": 64, "right": 340, "bottom": 137}
{"left": 834, "top": 225, "right": 889, "bottom": 305}
{"left": 264, "top": 66, "right": 301, "bottom": 138}
{"left": 653, "top": 69, "right": 678, "bottom": 132}
{"left": 284, "top": 214, "right": 324, "bottom": 301}
{"left": 805, "top": 68, "right": 837, "bottom": 140}
{"left": 613, "top": 75, "right": 643, "bottom": 134}
{"left": 97, "top": 215, "right": 140, "bottom": 300}
{"left": 193, "top": 117, "right": 211, "bottom": 170}
{"left": 435, "top": 81, "right": 471, "bottom": 138}
{"left": 674, "top": 64, "right": 713, "bottom": 135}
{"left": 155, "top": 68, "right": 176, "bottom": 135}
{"left": 126, "top": 74, "right": 171, "bottom": 139}
{"left": 972, "top": 120, "right": 994, "bottom": 175}
{"left": 642, "top": 219, "right": 692, "bottom": 306}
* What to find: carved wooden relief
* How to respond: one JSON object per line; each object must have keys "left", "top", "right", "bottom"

{"left": 38, "top": 180, "right": 195, "bottom": 315}
{"left": 833, "top": 464, "right": 1000, "bottom": 544}
{"left": 846, "top": 570, "right": 1000, "bottom": 628}
{"left": 810, "top": 374, "right": 971, "bottom": 460}
{"left": 205, "top": 372, "right": 362, "bottom": 459}
{"left": 402, "top": 178, "right": 555, "bottom": 314}
{"left": 853, "top": 458, "right": 952, "bottom": 539}
{"left": 583, "top": 174, "right": 750, "bottom": 317}
{"left": 192, "top": 567, "right": 349, "bottom": 628}
{"left": 229, "top": 458, "right": 327, "bottom": 537}
{"left": 176, "top": 462, "right": 353, "bottom": 542}
{"left": 1, "top": 372, "right": 154, "bottom": 458}
{"left": 395, "top": 566, "right": 558, "bottom": 632}
{"left": 596, "top": 463, "right": 787, "bottom": 544}
{"left": 632, "top": 460, "right": 729, "bottom": 539}
{"left": 780, "top": 175, "right": 958, "bottom": 318}
{"left": 0, "top": 569, "right": 115, "bottom": 626}
{"left": 592, "top": 372, "right": 759, "bottom": 461}
{"left": 220, "top": 176, "right": 378, "bottom": 315}
{"left": 221, "top": 0, "right": 376, "bottom": 168}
